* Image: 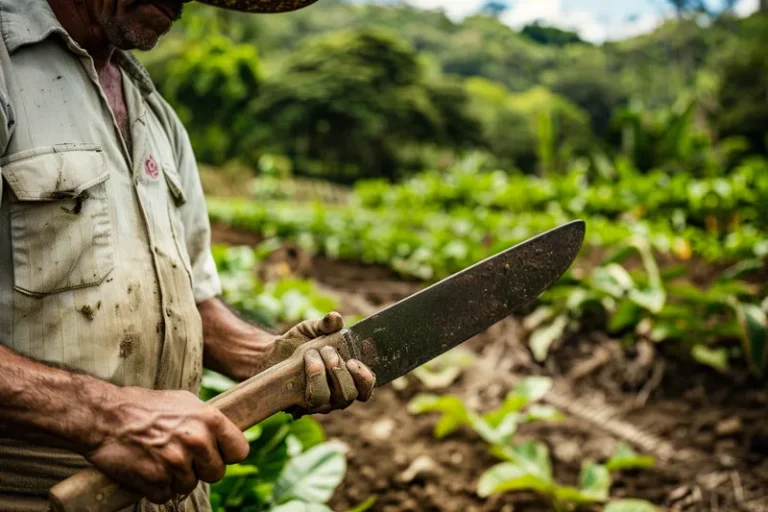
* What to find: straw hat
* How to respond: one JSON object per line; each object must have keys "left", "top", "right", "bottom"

{"left": 196, "top": 0, "right": 319, "bottom": 13}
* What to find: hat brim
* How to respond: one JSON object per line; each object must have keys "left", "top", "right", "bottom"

{"left": 195, "top": 0, "right": 319, "bottom": 13}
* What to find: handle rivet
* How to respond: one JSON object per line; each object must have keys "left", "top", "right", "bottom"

{"left": 97, "top": 493, "right": 104, "bottom": 502}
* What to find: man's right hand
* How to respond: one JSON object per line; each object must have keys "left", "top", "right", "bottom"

{"left": 85, "top": 386, "right": 249, "bottom": 504}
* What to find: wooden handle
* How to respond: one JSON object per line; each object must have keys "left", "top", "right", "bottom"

{"left": 49, "top": 330, "right": 353, "bottom": 512}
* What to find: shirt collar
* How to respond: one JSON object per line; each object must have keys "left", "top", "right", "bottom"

{"left": 0, "top": 0, "right": 156, "bottom": 97}
{"left": 0, "top": 0, "right": 68, "bottom": 54}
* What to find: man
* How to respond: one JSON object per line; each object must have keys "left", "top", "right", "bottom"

{"left": 0, "top": 0, "right": 375, "bottom": 510}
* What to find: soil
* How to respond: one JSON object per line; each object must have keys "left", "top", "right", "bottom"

{"left": 212, "top": 224, "right": 768, "bottom": 512}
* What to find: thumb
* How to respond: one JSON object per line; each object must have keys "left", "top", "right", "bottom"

{"left": 284, "top": 312, "right": 345, "bottom": 341}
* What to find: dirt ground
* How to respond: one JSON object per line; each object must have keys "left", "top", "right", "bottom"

{"left": 212, "top": 225, "right": 768, "bottom": 512}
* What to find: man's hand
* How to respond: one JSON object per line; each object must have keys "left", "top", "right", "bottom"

{"left": 276, "top": 312, "right": 376, "bottom": 416}
{"left": 86, "top": 386, "right": 250, "bottom": 504}
{"left": 199, "top": 299, "right": 376, "bottom": 414}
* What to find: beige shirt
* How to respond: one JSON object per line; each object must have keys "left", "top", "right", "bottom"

{"left": 0, "top": 1, "right": 220, "bottom": 510}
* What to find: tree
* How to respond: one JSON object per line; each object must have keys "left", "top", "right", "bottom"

{"left": 715, "top": 37, "right": 768, "bottom": 154}
{"left": 143, "top": 33, "right": 262, "bottom": 165}
{"left": 249, "top": 30, "right": 483, "bottom": 182}
{"left": 665, "top": 0, "right": 739, "bottom": 17}
{"left": 551, "top": 68, "right": 627, "bottom": 139}
{"left": 480, "top": 1, "right": 510, "bottom": 18}
{"left": 520, "top": 22, "right": 585, "bottom": 47}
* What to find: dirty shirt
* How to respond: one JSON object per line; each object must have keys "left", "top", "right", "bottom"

{"left": 0, "top": 1, "right": 221, "bottom": 510}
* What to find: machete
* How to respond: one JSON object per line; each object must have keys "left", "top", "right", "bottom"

{"left": 49, "top": 220, "right": 586, "bottom": 512}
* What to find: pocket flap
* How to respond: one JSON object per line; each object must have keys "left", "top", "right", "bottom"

{"left": 1, "top": 144, "right": 107, "bottom": 201}
{"left": 162, "top": 163, "right": 187, "bottom": 206}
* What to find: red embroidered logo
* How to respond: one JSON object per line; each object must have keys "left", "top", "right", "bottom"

{"left": 145, "top": 155, "right": 159, "bottom": 179}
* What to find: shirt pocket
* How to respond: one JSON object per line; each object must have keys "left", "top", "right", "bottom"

{"left": 1, "top": 144, "right": 114, "bottom": 296}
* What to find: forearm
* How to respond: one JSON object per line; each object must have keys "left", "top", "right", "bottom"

{"left": 0, "top": 345, "right": 111, "bottom": 453}
{"left": 199, "top": 297, "right": 278, "bottom": 381}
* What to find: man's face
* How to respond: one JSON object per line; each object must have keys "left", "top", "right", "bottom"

{"left": 92, "top": 0, "right": 190, "bottom": 51}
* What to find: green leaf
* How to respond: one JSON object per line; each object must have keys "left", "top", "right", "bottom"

{"left": 628, "top": 287, "right": 666, "bottom": 314}
{"left": 411, "top": 348, "right": 476, "bottom": 389}
{"left": 470, "top": 413, "right": 520, "bottom": 445}
{"left": 506, "top": 377, "right": 554, "bottom": 411}
{"left": 289, "top": 417, "right": 327, "bottom": 451}
{"left": 244, "top": 424, "right": 264, "bottom": 443}
{"left": 530, "top": 315, "right": 569, "bottom": 362}
{"left": 525, "top": 405, "right": 565, "bottom": 423}
{"left": 578, "top": 462, "right": 610, "bottom": 501}
{"left": 730, "top": 299, "right": 768, "bottom": 375}
{"left": 691, "top": 345, "right": 730, "bottom": 373}
{"left": 552, "top": 485, "right": 603, "bottom": 505}
{"left": 273, "top": 443, "right": 347, "bottom": 505}
{"left": 408, "top": 394, "right": 472, "bottom": 439}
{"left": 609, "top": 300, "right": 642, "bottom": 333}
{"left": 477, "top": 462, "right": 553, "bottom": 498}
{"left": 485, "top": 377, "right": 554, "bottom": 428}
{"left": 211, "top": 464, "right": 261, "bottom": 509}
{"left": 606, "top": 443, "right": 655, "bottom": 472}
{"left": 200, "top": 370, "right": 237, "bottom": 400}
{"left": 604, "top": 499, "right": 659, "bottom": 512}
{"left": 270, "top": 502, "right": 334, "bottom": 512}
{"left": 434, "top": 414, "right": 464, "bottom": 439}
{"left": 244, "top": 414, "right": 294, "bottom": 483}
{"left": 509, "top": 442, "right": 553, "bottom": 481}
{"left": 411, "top": 366, "right": 464, "bottom": 390}
{"left": 592, "top": 264, "right": 634, "bottom": 298}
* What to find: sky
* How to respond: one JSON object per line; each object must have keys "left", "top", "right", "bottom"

{"left": 395, "top": 0, "right": 760, "bottom": 42}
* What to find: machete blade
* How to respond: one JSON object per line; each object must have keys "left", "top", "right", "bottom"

{"left": 345, "top": 220, "right": 585, "bottom": 387}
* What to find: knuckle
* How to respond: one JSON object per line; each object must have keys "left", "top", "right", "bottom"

{"left": 320, "top": 346, "right": 340, "bottom": 365}
{"left": 163, "top": 448, "right": 187, "bottom": 470}
{"left": 182, "top": 429, "right": 211, "bottom": 452}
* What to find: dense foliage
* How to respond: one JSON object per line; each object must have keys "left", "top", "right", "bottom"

{"left": 142, "top": 2, "right": 768, "bottom": 179}
{"left": 208, "top": 154, "right": 767, "bottom": 374}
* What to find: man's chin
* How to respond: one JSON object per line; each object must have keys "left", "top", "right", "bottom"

{"left": 112, "top": 27, "right": 166, "bottom": 51}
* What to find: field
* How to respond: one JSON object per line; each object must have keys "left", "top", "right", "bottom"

{"left": 150, "top": 4, "right": 768, "bottom": 510}
{"left": 200, "top": 161, "right": 767, "bottom": 512}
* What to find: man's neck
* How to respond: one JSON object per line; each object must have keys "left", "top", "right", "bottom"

{"left": 47, "top": 0, "right": 115, "bottom": 71}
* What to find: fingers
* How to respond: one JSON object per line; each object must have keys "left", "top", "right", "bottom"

{"left": 179, "top": 423, "right": 227, "bottom": 484}
{"left": 304, "top": 349, "right": 332, "bottom": 413}
{"left": 287, "top": 312, "right": 345, "bottom": 340}
{"left": 208, "top": 411, "right": 250, "bottom": 465}
{"left": 302, "top": 349, "right": 376, "bottom": 414}
{"left": 163, "top": 445, "right": 198, "bottom": 496}
{"left": 348, "top": 359, "right": 376, "bottom": 402}
{"left": 320, "top": 346, "right": 358, "bottom": 408}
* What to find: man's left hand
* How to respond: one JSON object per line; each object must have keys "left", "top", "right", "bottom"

{"left": 200, "top": 300, "right": 375, "bottom": 415}
{"left": 276, "top": 312, "right": 376, "bottom": 416}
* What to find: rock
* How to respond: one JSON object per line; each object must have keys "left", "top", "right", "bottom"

{"left": 449, "top": 450, "right": 464, "bottom": 466}
{"left": 717, "top": 453, "right": 738, "bottom": 469}
{"left": 370, "top": 418, "right": 396, "bottom": 440}
{"left": 715, "top": 417, "right": 743, "bottom": 437}
{"left": 553, "top": 439, "right": 581, "bottom": 463}
{"left": 668, "top": 485, "right": 691, "bottom": 502}
{"left": 398, "top": 455, "right": 440, "bottom": 483}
